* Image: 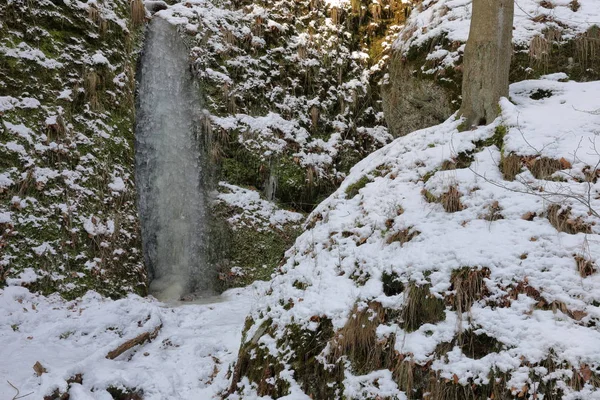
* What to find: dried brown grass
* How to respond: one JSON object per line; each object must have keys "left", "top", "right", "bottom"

{"left": 130, "top": 0, "right": 145, "bottom": 27}
{"left": 529, "top": 157, "right": 562, "bottom": 179}
{"left": 449, "top": 267, "right": 490, "bottom": 316}
{"left": 501, "top": 153, "right": 522, "bottom": 181}
{"left": 440, "top": 186, "right": 463, "bottom": 213}
{"left": 386, "top": 227, "right": 420, "bottom": 245}
{"left": 546, "top": 204, "right": 592, "bottom": 234}
{"left": 529, "top": 35, "right": 550, "bottom": 67}
{"left": 576, "top": 26, "right": 600, "bottom": 68}
{"left": 330, "top": 302, "right": 394, "bottom": 373}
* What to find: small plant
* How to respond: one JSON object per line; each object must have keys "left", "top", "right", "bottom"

{"left": 570, "top": 0, "right": 581, "bottom": 11}
{"left": 386, "top": 227, "right": 420, "bottom": 245}
{"left": 575, "top": 255, "right": 596, "bottom": 277}
{"left": 59, "top": 331, "right": 75, "bottom": 339}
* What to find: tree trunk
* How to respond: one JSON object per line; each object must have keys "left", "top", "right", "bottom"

{"left": 459, "top": 0, "right": 514, "bottom": 127}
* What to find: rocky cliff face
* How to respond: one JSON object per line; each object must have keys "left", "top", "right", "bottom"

{"left": 0, "top": 0, "right": 146, "bottom": 298}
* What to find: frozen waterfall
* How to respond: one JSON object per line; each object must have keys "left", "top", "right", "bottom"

{"left": 135, "top": 17, "right": 212, "bottom": 301}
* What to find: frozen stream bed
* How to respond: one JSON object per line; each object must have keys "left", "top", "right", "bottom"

{"left": 0, "top": 282, "right": 268, "bottom": 399}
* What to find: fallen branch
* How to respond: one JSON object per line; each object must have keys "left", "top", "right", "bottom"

{"left": 106, "top": 323, "right": 162, "bottom": 360}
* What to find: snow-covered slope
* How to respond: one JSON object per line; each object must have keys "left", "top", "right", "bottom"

{"left": 229, "top": 77, "right": 600, "bottom": 399}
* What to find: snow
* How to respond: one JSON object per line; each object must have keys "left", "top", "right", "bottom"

{"left": 0, "top": 283, "right": 268, "bottom": 399}
{"left": 5, "top": 268, "right": 40, "bottom": 286}
{"left": 217, "top": 183, "right": 304, "bottom": 231}
{"left": 0, "top": 211, "right": 12, "bottom": 224}
{"left": 0, "top": 96, "right": 41, "bottom": 112}
{"left": 503, "top": 79, "right": 600, "bottom": 166}
{"left": 239, "top": 78, "right": 600, "bottom": 397}
{"left": 343, "top": 369, "right": 407, "bottom": 400}
{"left": 396, "top": 0, "right": 600, "bottom": 52}
{"left": 108, "top": 176, "right": 126, "bottom": 192}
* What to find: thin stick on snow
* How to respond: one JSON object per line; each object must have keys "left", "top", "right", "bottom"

{"left": 7, "top": 381, "right": 33, "bottom": 400}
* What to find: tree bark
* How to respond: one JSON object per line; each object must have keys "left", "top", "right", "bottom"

{"left": 459, "top": 0, "right": 514, "bottom": 127}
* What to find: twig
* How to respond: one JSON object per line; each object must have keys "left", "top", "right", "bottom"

{"left": 7, "top": 381, "right": 34, "bottom": 400}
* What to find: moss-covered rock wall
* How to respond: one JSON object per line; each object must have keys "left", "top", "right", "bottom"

{"left": 0, "top": 0, "right": 146, "bottom": 298}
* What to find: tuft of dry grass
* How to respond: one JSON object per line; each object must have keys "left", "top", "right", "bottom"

{"left": 482, "top": 200, "right": 503, "bottom": 221}
{"left": 528, "top": 157, "right": 563, "bottom": 179}
{"left": 440, "top": 186, "right": 463, "bottom": 213}
{"left": 449, "top": 267, "right": 490, "bottom": 317}
{"left": 330, "top": 302, "right": 395, "bottom": 373}
{"left": 223, "top": 29, "right": 237, "bottom": 46}
{"left": 401, "top": 283, "right": 446, "bottom": 332}
{"left": 575, "top": 255, "right": 596, "bottom": 277}
{"left": 576, "top": 25, "right": 600, "bottom": 68}
{"left": 84, "top": 71, "right": 101, "bottom": 111}
{"left": 539, "top": 0, "right": 555, "bottom": 9}
{"left": 130, "top": 0, "right": 145, "bottom": 27}
{"left": 570, "top": 0, "right": 581, "bottom": 12}
{"left": 546, "top": 204, "right": 592, "bottom": 234}
{"left": 310, "top": 105, "right": 319, "bottom": 130}
{"left": 330, "top": 7, "right": 342, "bottom": 25}
{"left": 529, "top": 35, "right": 550, "bottom": 67}
{"left": 386, "top": 227, "right": 420, "bottom": 245}
{"left": 45, "top": 114, "right": 66, "bottom": 139}
{"left": 544, "top": 26, "right": 563, "bottom": 42}
{"left": 369, "top": 2, "right": 381, "bottom": 22}
{"left": 297, "top": 45, "right": 307, "bottom": 59}
{"left": 501, "top": 153, "right": 522, "bottom": 181}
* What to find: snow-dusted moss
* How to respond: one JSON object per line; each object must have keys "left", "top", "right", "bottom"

{"left": 0, "top": 0, "right": 146, "bottom": 298}
{"left": 213, "top": 183, "right": 303, "bottom": 289}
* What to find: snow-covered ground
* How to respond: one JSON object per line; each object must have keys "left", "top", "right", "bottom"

{"left": 0, "top": 282, "right": 268, "bottom": 399}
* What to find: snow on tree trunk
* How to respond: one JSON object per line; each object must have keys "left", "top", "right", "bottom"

{"left": 459, "top": 0, "right": 514, "bottom": 127}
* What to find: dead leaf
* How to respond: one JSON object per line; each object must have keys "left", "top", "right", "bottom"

{"left": 522, "top": 211, "right": 536, "bottom": 221}
{"left": 559, "top": 157, "right": 572, "bottom": 169}
{"left": 33, "top": 361, "right": 47, "bottom": 376}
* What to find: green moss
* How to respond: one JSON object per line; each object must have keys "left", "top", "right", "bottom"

{"left": 422, "top": 189, "right": 437, "bottom": 203}
{"left": 213, "top": 198, "right": 303, "bottom": 291}
{"left": 477, "top": 125, "right": 507, "bottom": 149}
{"left": 422, "top": 169, "right": 438, "bottom": 183}
{"left": 345, "top": 175, "right": 371, "bottom": 198}
{"left": 382, "top": 272, "right": 404, "bottom": 296}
